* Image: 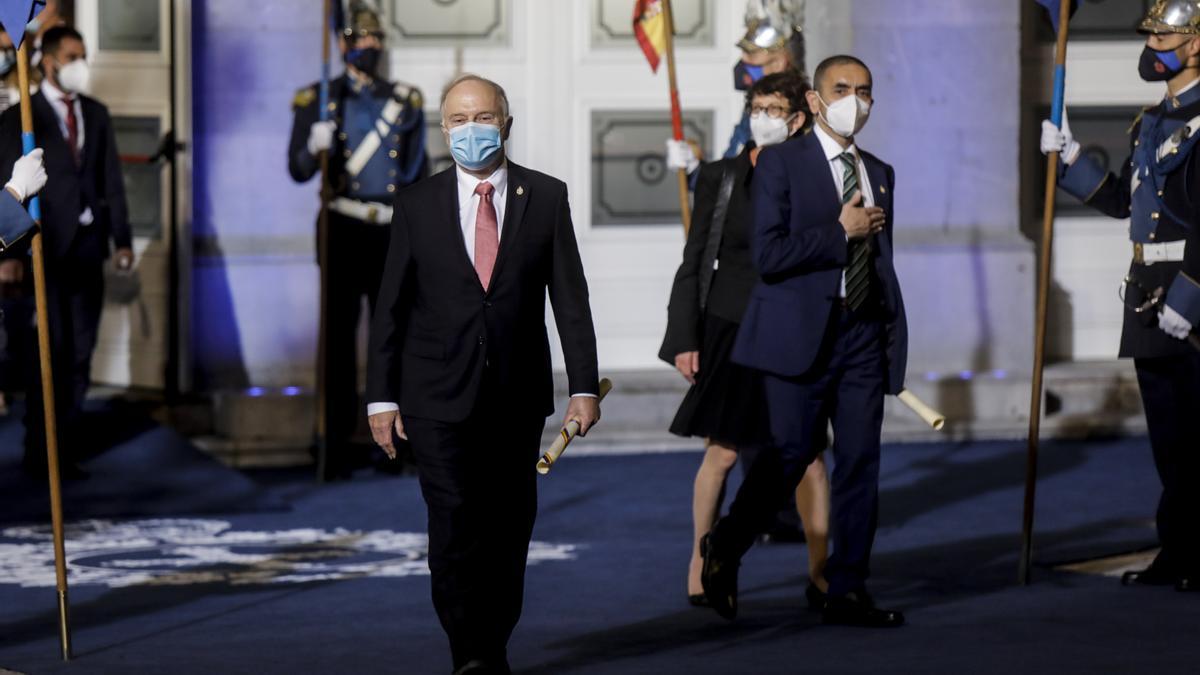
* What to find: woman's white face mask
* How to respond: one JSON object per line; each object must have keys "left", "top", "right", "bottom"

{"left": 749, "top": 111, "right": 794, "bottom": 148}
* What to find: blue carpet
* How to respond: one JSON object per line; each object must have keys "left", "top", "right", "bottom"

{"left": 0, "top": 399, "right": 284, "bottom": 525}
{"left": 1, "top": 436, "right": 1198, "bottom": 674}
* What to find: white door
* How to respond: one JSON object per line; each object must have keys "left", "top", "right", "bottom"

{"left": 75, "top": 0, "right": 187, "bottom": 390}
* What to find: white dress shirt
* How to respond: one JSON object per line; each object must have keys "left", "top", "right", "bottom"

{"left": 813, "top": 124, "right": 874, "bottom": 298}
{"left": 367, "top": 160, "right": 592, "bottom": 417}
{"left": 40, "top": 78, "right": 93, "bottom": 226}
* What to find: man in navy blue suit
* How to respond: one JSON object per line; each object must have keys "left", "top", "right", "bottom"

{"left": 700, "top": 54, "right": 908, "bottom": 628}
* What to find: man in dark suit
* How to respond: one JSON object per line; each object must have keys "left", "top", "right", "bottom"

{"left": 0, "top": 26, "right": 132, "bottom": 478}
{"left": 700, "top": 55, "right": 908, "bottom": 628}
{"left": 366, "top": 74, "right": 600, "bottom": 675}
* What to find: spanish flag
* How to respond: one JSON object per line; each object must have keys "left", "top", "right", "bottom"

{"left": 633, "top": 0, "right": 668, "bottom": 72}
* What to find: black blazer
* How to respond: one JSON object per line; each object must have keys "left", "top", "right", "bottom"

{"left": 366, "top": 162, "right": 600, "bottom": 423}
{"left": 659, "top": 147, "right": 758, "bottom": 363}
{"left": 0, "top": 90, "right": 130, "bottom": 261}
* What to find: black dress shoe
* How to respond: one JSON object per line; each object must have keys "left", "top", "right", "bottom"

{"left": 822, "top": 591, "right": 905, "bottom": 628}
{"left": 805, "top": 583, "right": 827, "bottom": 611}
{"left": 688, "top": 593, "right": 709, "bottom": 607}
{"left": 1121, "top": 565, "right": 1176, "bottom": 587}
{"left": 700, "top": 533, "right": 738, "bottom": 620}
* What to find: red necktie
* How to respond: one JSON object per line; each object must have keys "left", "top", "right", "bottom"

{"left": 61, "top": 95, "right": 79, "bottom": 166}
{"left": 473, "top": 181, "right": 499, "bottom": 291}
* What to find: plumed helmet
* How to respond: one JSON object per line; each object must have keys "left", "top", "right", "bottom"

{"left": 738, "top": 0, "right": 805, "bottom": 69}
{"left": 1140, "top": 0, "right": 1200, "bottom": 35}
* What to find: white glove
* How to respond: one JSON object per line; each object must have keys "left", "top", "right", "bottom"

{"left": 307, "top": 120, "right": 337, "bottom": 156}
{"left": 1159, "top": 304, "right": 1194, "bottom": 340}
{"left": 1040, "top": 109, "right": 1081, "bottom": 165}
{"left": 5, "top": 148, "right": 47, "bottom": 202}
{"left": 665, "top": 138, "right": 700, "bottom": 173}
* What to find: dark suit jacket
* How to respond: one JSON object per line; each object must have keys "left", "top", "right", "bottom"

{"left": 1059, "top": 106, "right": 1200, "bottom": 359}
{"left": 0, "top": 90, "right": 130, "bottom": 262}
{"left": 366, "top": 162, "right": 600, "bottom": 423}
{"left": 659, "top": 147, "right": 759, "bottom": 362}
{"left": 731, "top": 131, "right": 908, "bottom": 394}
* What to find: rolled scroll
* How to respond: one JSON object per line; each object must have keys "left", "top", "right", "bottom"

{"left": 536, "top": 378, "right": 614, "bottom": 475}
{"left": 897, "top": 389, "right": 945, "bottom": 431}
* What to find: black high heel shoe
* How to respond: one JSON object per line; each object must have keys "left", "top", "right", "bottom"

{"left": 689, "top": 593, "right": 710, "bottom": 607}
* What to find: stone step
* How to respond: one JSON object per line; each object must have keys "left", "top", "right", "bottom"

{"left": 187, "top": 360, "right": 1148, "bottom": 467}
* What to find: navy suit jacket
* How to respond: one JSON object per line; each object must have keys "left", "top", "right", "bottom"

{"left": 0, "top": 90, "right": 130, "bottom": 262}
{"left": 731, "top": 131, "right": 907, "bottom": 394}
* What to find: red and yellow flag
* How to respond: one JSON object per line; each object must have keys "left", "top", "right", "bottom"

{"left": 633, "top": 0, "right": 667, "bottom": 72}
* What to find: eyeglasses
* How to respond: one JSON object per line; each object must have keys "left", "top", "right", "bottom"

{"left": 749, "top": 104, "right": 791, "bottom": 119}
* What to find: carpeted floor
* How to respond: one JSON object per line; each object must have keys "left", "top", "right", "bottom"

{"left": 0, "top": 412, "right": 1198, "bottom": 674}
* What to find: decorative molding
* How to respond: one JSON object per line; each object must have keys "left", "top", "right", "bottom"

{"left": 387, "top": 0, "right": 509, "bottom": 46}
{"left": 113, "top": 115, "right": 164, "bottom": 240}
{"left": 591, "top": 109, "right": 713, "bottom": 226}
{"left": 591, "top": 0, "right": 714, "bottom": 49}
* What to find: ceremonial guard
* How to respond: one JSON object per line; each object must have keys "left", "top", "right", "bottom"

{"left": 1041, "top": 0, "right": 1200, "bottom": 591}
{"left": 288, "top": 6, "right": 428, "bottom": 478}
{"left": 666, "top": 0, "right": 806, "bottom": 175}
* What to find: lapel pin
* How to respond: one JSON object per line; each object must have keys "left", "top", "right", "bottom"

{"left": 880, "top": 185, "right": 887, "bottom": 194}
{"left": 516, "top": 186, "right": 525, "bottom": 196}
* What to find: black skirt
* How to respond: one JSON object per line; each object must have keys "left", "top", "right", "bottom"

{"left": 668, "top": 313, "right": 772, "bottom": 447}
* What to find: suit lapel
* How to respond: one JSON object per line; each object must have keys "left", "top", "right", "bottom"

{"left": 862, "top": 155, "right": 887, "bottom": 210}
{"left": 31, "top": 92, "right": 69, "bottom": 159}
{"left": 436, "top": 167, "right": 481, "bottom": 289}
{"left": 80, "top": 97, "right": 101, "bottom": 171}
{"left": 488, "top": 161, "right": 529, "bottom": 292}
{"left": 800, "top": 133, "right": 841, "bottom": 215}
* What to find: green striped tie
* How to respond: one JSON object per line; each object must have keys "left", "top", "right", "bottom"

{"left": 839, "top": 151, "right": 872, "bottom": 312}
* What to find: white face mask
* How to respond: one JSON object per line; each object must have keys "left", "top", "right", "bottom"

{"left": 56, "top": 59, "right": 90, "bottom": 95}
{"left": 749, "top": 111, "right": 793, "bottom": 148}
{"left": 818, "top": 93, "right": 871, "bottom": 138}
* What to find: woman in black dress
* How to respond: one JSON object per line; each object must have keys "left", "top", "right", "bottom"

{"left": 660, "top": 72, "right": 830, "bottom": 605}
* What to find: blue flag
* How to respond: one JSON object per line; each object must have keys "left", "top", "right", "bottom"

{"left": 0, "top": 0, "right": 41, "bottom": 50}
{"left": 1036, "top": 0, "right": 1079, "bottom": 35}
{"left": 0, "top": 189, "right": 35, "bottom": 251}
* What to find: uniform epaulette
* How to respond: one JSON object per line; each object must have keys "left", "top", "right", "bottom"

{"left": 392, "top": 81, "right": 422, "bottom": 108}
{"left": 293, "top": 86, "right": 317, "bottom": 110}
{"left": 1128, "top": 108, "right": 1149, "bottom": 136}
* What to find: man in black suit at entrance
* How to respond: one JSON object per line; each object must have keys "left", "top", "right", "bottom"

{"left": 0, "top": 25, "right": 132, "bottom": 479}
{"left": 366, "top": 74, "right": 600, "bottom": 675}
{"left": 701, "top": 55, "right": 909, "bottom": 628}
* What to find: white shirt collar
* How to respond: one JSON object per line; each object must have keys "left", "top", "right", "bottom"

{"left": 814, "top": 123, "right": 857, "bottom": 162}
{"left": 456, "top": 161, "right": 508, "bottom": 199}
{"left": 40, "top": 77, "right": 71, "bottom": 103}
{"left": 1172, "top": 76, "right": 1200, "bottom": 98}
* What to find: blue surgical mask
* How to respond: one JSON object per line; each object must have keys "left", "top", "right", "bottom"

{"left": 448, "top": 122, "right": 503, "bottom": 171}
{"left": 734, "top": 61, "right": 765, "bottom": 91}
{"left": 0, "top": 49, "right": 14, "bottom": 77}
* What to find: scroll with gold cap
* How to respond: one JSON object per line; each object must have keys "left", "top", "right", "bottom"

{"left": 537, "top": 378, "right": 614, "bottom": 475}
{"left": 896, "top": 389, "right": 945, "bottom": 431}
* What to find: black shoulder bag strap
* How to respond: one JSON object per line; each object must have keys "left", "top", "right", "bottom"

{"left": 698, "top": 162, "right": 737, "bottom": 312}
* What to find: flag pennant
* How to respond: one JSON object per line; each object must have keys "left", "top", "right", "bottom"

{"left": 1035, "top": 0, "right": 1079, "bottom": 35}
{"left": 633, "top": 0, "right": 668, "bottom": 72}
{"left": 0, "top": 0, "right": 41, "bottom": 50}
